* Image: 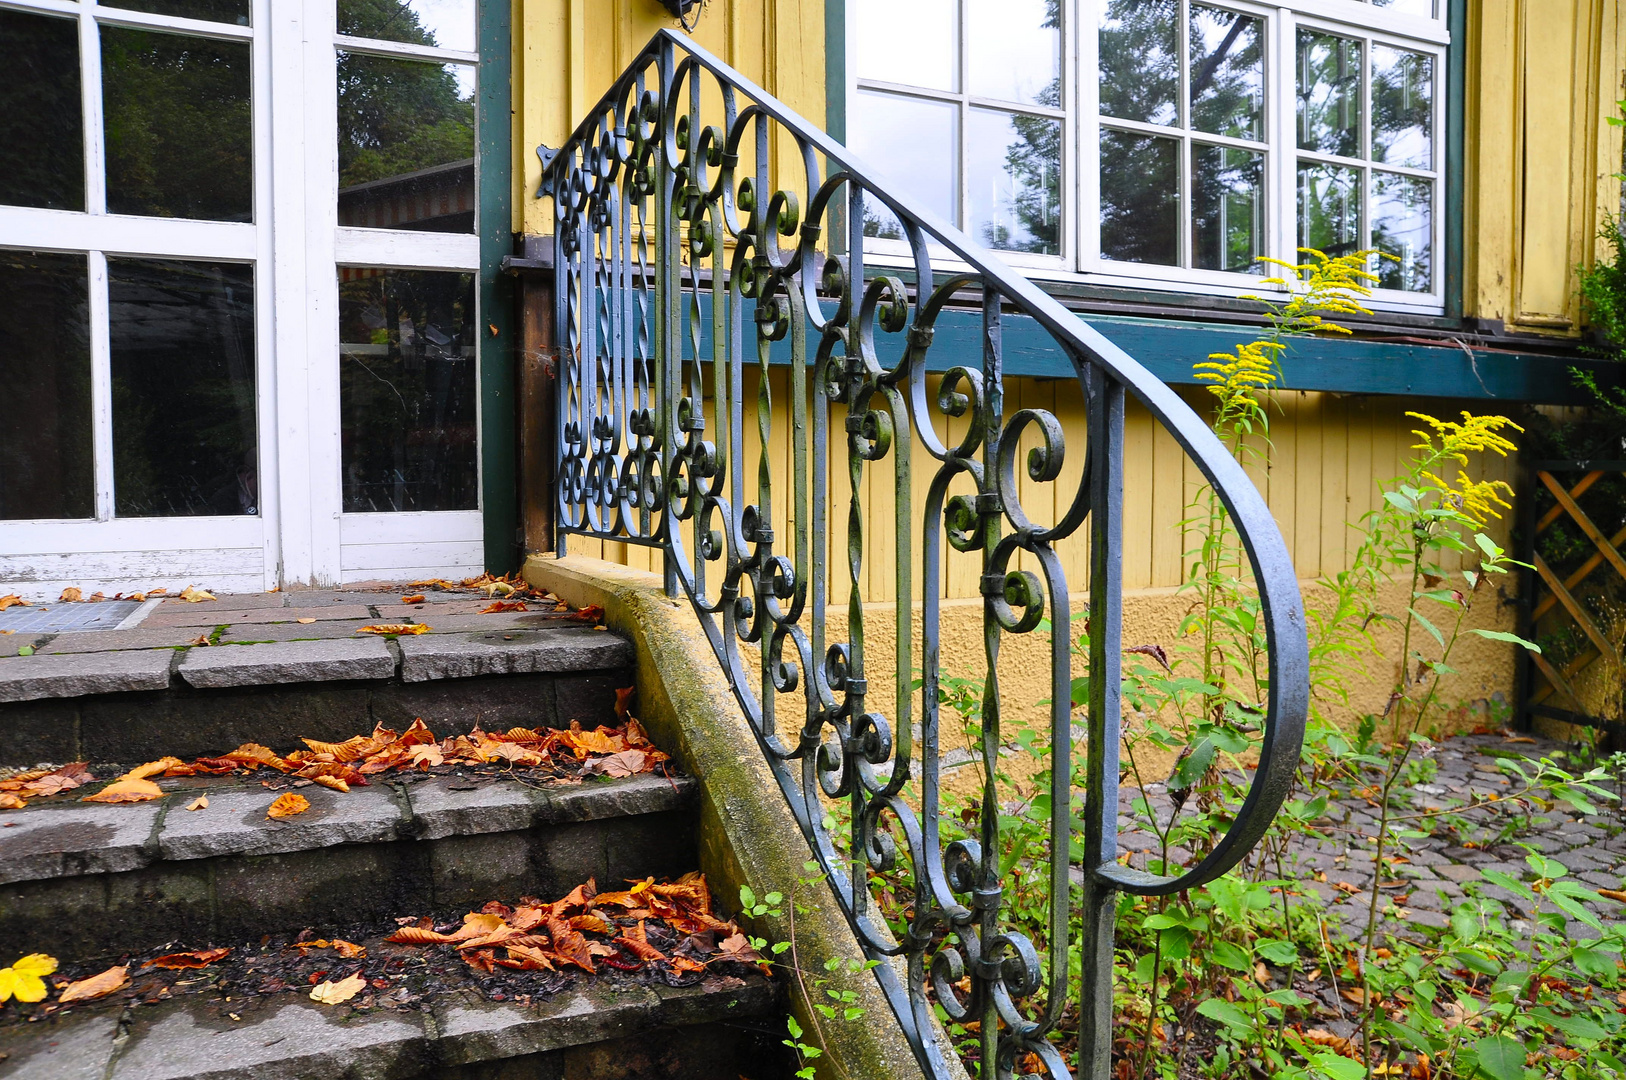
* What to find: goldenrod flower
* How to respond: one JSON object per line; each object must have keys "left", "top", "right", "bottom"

{"left": 1408, "top": 411, "right": 1522, "bottom": 523}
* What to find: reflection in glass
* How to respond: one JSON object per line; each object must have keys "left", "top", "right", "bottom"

{"left": 1372, "top": 172, "right": 1431, "bottom": 292}
{"left": 102, "top": 28, "right": 252, "bottom": 222}
{"left": 340, "top": 270, "right": 477, "bottom": 513}
{"left": 855, "top": 0, "right": 955, "bottom": 91}
{"left": 1372, "top": 46, "right": 1433, "bottom": 170}
{"left": 1297, "top": 29, "right": 1362, "bottom": 157}
{"left": 849, "top": 89, "right": 958, "bottom": 238}
{"left": 1099, "top": 0, "right": 1177, "bottom": 126}
{"left": 338, "top": 0, "right": 475, "bottom": 54}
{"left": 1190, "top": 6, "right": 1263, "bottom": 140}
{"left": 109, "top": 259, "right": 257, "bottom": 518}
{"left": 969, "top": 109, "right": 1060, "bottom": 255}
{"left": 1297, "top": 161, "right": 1361, "bottom": 257}
{"left": 1100, "top": 129, "right": 1178, "bottom": 265}
{"left": 1194, "top": 145, "right": 1263, "bottom": 273}
{"left": 0, "top": 251, "right": 92, "bottom": 520}
{"left": 100, "top": 0, "right": 249, "bottom": 25}
{"left": 337, "top": 53, "right": 475, "bottom": 232}
{"left": 969, "top": 0, "right": 1060, "bottom": 107}
{"left": 0, "top": 10, "right": 84, "bottom": 212}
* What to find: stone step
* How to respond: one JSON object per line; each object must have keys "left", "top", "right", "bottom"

{"left": 0, "top": 626, "right": 632, "bottom": 766}
{"left": 1, "top": 772, "right": 697, "bottom": 964}
{"left": 0, "top": 960, "right": 783, "bottom": 1080}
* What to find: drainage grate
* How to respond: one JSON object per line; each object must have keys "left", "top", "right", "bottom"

{"left": 0, "top": 600, "right": 144, "bottom": 634}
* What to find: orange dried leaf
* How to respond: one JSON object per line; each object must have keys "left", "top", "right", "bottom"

{"left": 400, "top": 594, "right": 426, "bottom": 604}
{"left": 550, "top": 879, "right": 598, "bottom": 916}
{"left": 58, "top": 965, "right": 130, "bottom": 1003}
{"left": 224, "top": 743, "right": 291, "bottom": 772}
{"left": 21, "top": 762, "right": 93, "bottom": 797}
{"left": 0, "top": 792, "right": 27, "bottom": 810}
{"left": 58, "top": 587, "right": 82, "bottom": 603}
{"left": 479, "top": 600, "right": 528, "bottom": 613}
{"left": 310, "top": 775, "right": 349, "bottom": 793}
{"left": 300, "top": 736, "right": 374, "bottom": 762}
{"left": 397, "top": 719, "right": 437, "bottom": 746}
{"left": 614, "top": 686, "right": 635, "bottom": 719}
{"left": 267, "top": 792, "right": 310, "bottom": 819}
{"left": 82, "top": 777, "right": 164, "bottom": 804}
{"left": 178, "top": 586, "right": 216, "bottom": 603}
{"left": 586, "top": 750, "right": 650, "bottom": 777}
{"left": 616, "top": 935, "right": 666, "bottom": 962}
{"left": 309, "top": 972, "right": 365, "bottom": 1005}
{"left": 144, "top": 948, "right": 231, "bottom": 970}
{"left": 0, "top": 595, "right": 29, "bottom": 611}
{"left": 500, "top": 944, "right": 555, "bottom": 971}
{"left": 451, "top": 913, "right": 508, "bottom": 940}
{"left": 570, "top": 913, "right": 611, "bottom": 935}
{"left": 331, "top": 939, "right": 366, "bottom": 959}
{"left": 185, "top": 796, "right": 208, "bottom": 811}
{"left": 356, "top": 623, "right": 429, "bottom": 636}
{"left": 385, "top": 927, "right": 457, "bottom": 945}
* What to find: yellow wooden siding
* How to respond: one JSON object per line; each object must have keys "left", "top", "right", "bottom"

{"left": 513, "top": 0, "right": 826, "bottom": 238}
{"left": 564, "top": 376, "right": 1517, "bottom": 597}
{"left": 1468, "top": 0, "right": 1626, "bottom": 333}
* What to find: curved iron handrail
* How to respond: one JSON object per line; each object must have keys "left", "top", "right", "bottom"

{"left": 541, "top": 29, "right": 1307, "bottom": 1080}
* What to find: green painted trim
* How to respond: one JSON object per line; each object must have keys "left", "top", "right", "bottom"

{"left": 825, "top": 0, "right": 845, "bottom": 143}
{"left": 1445, "top": 0, "right": 1466, "bottom": 318}
{"left": 478, "top": 0, "right": 517, "bottom": 573}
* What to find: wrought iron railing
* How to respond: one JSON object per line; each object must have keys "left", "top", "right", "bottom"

{"left": 539, "top": 29, "right": 1307, "bottom": 1080}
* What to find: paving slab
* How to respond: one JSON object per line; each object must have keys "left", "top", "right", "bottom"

{"left": 42, "top": 627, "right": 205, "bottom": 654}
{"left": 0, "top": 649, "right": 173, "bottom": 702}
{"left": 0, "top": 633, "right": 47, "bottom": 658}
{"left": 415, "top": 612, "right": 578, "bottom": 634}
{"left": 406, "top": 772, "right": 695, "bottom": 841}
{"left": 217, "top": 619, "right": 378, "bottom": 644}
{"left": 397, "top": 628, "right": 631, "bottom": 682}
{"left": 0, "top": 1011, "right": 117, "bottom": 1080}
{"left": 0, "top": 800, "right": 165, "bottom": 883}
{"left": 145, "top": 605, "right": 375, "bottom": 628}
{"left": 155, "top": 781, "right": 408, "bottom": 861}
{"left": 156, "top": 592, "right": 288, "bottom": 610}
{"left": 178, "top": 638, "right": 395, "bottom": 689}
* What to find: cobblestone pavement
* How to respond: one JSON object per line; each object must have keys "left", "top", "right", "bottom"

{"left": 1118, "top": 728, "right": 1626, "bottom": 942}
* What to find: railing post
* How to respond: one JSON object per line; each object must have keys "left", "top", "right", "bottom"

{"left": 1079, "top": 371, "right": 1125, "bottom": 1076}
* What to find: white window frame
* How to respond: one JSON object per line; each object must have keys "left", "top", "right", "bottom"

{"left": 847, "top": 0, "right": 1450, "bottom": 315}
{"left": 0, "top": 0, "right": 488, "bottom": 595}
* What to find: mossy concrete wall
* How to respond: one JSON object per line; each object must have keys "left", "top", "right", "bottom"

{"left": 523, "top": 553, "right": 949, "bottom": 1080}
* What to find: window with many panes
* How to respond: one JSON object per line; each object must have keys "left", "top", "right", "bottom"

{"left": 848, "top": 0, "right": 1446, "bottom": 309}
{"left": 0, "top": 0, "right": 492, "bottom": 589}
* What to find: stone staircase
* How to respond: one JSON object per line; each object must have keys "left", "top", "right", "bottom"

{"left": 0, "top": 589, "right": 788, "bottom": 1080}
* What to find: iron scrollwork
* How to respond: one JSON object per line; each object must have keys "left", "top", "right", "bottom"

{"left": 543, "top": 30, "right": 1308, "bottom": 1080}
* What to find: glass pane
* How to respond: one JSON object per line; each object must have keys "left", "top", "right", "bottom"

{"left": 340, "top": 269, "right": 478, "bottom": 513}
{"left": 1297, "top": 160, "right": 1362, "bottom": 258}
{"left": 1372, "top": 46, "right": 1433, "bottom": 170}
{"left": 0, "top": 10, "right": 84, "bottom": 212}
{"left": 1194, "top": 144, "right": 1263, "bottom": 273}
{"left": 1190, "top": 6, "right": 1263, "bottom": 141}
{"left": 1100, "top": 0, "right": 1177, "bottom": 126}
{"left": 855, "top": 0, "right": 955, "bottom": 91}
{"left": 109, "top": 259, "right": 257, "bottom": 518}
{"left": 969, "top": 109, "right": 1060, "bottom": 255}
{"left": 1297, "top": 29, "right": 1362, "bottom": 157}
{"left": 0, "top": 251, "right": 92, "bottom": 520}
{"left": 339, "top": 0, "right": 475, "bottom": 53}
{"left": 338, "top": 53, "right": 476, "bottom": 232}
{"left": 102, "top": 27, "right": 252, "bottom": 222}
{"left": 968, "top": 0, "right": 1060, "bottom": 107}
{"left": 1372, "top": 0, "right": 1434, "bottom": 16}
{"left": 1100, "top": 128, "right": 1178, "bottom": 265}
{"left": 100, "top": 0, "right": 250, "bottom": 25}
{"left": 849, "top": 89, "right": 958, "bottom": 238}
{"left": 1372, "top": 171, "right": 1432, "bottom": 291}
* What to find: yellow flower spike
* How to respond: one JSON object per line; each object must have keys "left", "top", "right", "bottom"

{"left": 0, "top": 953, "right": 58, "bottom": 1004}
{"left": 1405, "top": 412, "right": 1522, "bottom": 523}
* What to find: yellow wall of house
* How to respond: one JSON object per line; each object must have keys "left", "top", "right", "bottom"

{"left": 511, "top": 0, "right": 825, "bottom": 238}
{"left": 1467, "top": 0, "right": 1626, "bottom": 333}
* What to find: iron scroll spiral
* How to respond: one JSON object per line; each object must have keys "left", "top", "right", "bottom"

{"left": 542, "top": 30, "right": 1308, "bottom": 1080}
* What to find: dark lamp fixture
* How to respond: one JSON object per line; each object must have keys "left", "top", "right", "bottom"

{"left": 660, "top": 0, "right": 703, "bottom": 29}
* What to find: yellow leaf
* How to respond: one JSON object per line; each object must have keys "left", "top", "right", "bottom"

{"left": 58, "top": 587, "right": 82, "bottom": 603}
{"left": 0, "top": 954, "right": 57, "bottom": 1004}
{"left": 186, "top": 796, "right": 208, "bottom": 811}
{"left": 125, "top": 757, "right": 185, "bottom": 782}
{"left": 296, "top": 617, "right": 316, "bottom": 624}
{"left": 58, "top": 965, "right": 129, "bottom": 1003}
{"left": 331, "top": 939, "right": 367, "bottom": 959}
{"left": 0, "top": 595, "right": 30, "bottom": 611}
{"left": 310, "top": 775, "right": 349, "bottom": 793}
{"left": 179, "top": 586, "right": 216, "bottom": 603}
{"left": 267, "top": 792, "right": 311, "bottom": 818}
{"left": 309, "top": 972, "right": 366, "bottom": 1005}
{"left": 356, "top": 623, "right": 430, "bottom": 635}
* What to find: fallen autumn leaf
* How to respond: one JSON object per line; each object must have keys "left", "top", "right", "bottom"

{"left": 58, "top": 965, "right": 130, "bottom": 1003}
{"left": 267, "top": 792, "right": 311, "bottom": 818}
{"left": 309, "top": 972, "right": 365, "bottom": 1004}
{"left": 355, "top": 624, "right": 429, "bottom": 635}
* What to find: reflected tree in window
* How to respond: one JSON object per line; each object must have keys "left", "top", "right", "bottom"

{"left": 977, "top": 0, "right": 1062, "bottom": 255}
{"left": 1098, "top": 0, "right": 1178, "bottom": 125}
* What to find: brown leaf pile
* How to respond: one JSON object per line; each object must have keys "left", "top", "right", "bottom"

{"left": 384, "top": 873, "right": 761, "bottom": 978}
{"left": 0, "top": 763, "right": 94, "bottom": 810}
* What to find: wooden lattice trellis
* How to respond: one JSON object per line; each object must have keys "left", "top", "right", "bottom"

{"left": 1518, "top": 461, "right": 1626, "bottom": 737}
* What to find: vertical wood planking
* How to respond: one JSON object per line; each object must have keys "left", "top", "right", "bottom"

{"left": 1319, "top": 393, "right": 1349, "bottom": 577}
{"left": 1120, "top": 395, "right": 1154, "bottom": 591}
